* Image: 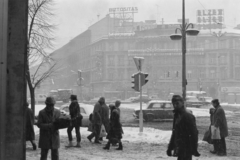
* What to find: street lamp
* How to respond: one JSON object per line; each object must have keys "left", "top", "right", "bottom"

{"left": 211, "top": 31, "right": 226, "bottom": 102}
{"left": 170, "top": 0, "right": 199, "bottom": 102}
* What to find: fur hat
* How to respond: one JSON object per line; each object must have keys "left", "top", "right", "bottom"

{"left": 45, "top": 96, "right": 56, "bottom": 105}
{"left": 70, "top": 94, "right": 77, "bottom": 100}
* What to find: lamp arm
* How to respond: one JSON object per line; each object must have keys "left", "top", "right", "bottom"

{"left": 175, "top": 28, "right": 182, "bottom": 34}
{"left": 186, "top": 23, "right": 195, "bottom": 29}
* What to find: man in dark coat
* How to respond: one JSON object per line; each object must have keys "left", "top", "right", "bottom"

{"left": 37, "top": 97, "right": 61, "bottom": 160}
{"left": 25, "top": 102, "right": 37, "bottom": 150}
{"left": 167, "top": 95, "right": 200, "bottom": 160}
{"left": 87, "top": 97, "right": 104, "bottom": 144}
{"left": 66, "top": 95, "right": 81, "bottom": 148}
{"left": 211, "top": 99, "right": 228, "bottom": 156}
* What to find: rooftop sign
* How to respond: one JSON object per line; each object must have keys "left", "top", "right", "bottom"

{"left": 109, "top": 7, "right": 138, "bottom": 13}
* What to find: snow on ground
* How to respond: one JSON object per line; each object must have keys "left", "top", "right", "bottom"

{"left": 28, "top": 126, "right": 240, "bottom": 160}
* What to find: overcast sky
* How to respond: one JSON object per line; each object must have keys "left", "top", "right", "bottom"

{"left": 52, "top": 0, "right": 240, "bottom": 50}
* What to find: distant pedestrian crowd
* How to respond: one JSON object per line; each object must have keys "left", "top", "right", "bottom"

{"left": 25, "top": 94, "right": 228, "bottom": 160}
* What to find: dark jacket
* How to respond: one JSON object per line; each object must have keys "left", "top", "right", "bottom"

{"left": 92, "top": 102, "right": 102, "bottom": 125}
{"left": 107, "top": 109, "right": 123, "bottom": 141}
{"left": 69, "top": 100, "right": 80, "bottom": 119}
{"left": 168, "top": 110, "right": 199, "bottom": 156}
{"left": 37, "top": 108, "right": 61, "bottom": 149}
{"left": 26, "top": 107, "right": 35, "bottom": 141}
{"left": 213, "top": 106, "right": 228, "bottom": 138}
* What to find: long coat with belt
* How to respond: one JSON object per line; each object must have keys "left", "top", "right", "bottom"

{"left": 213, "top": 105, "right": 228, "bottom": 138}
{"left": 37, "top": 108, "right": 61, "bottom": 149}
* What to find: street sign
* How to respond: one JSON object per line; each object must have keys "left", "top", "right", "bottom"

{"left": 133, "top": 56, "right": 144, "bottom": 71}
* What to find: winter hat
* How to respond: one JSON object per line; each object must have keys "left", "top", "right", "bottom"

{"left": 45, "top": 96, "right": 56, "bottom": 105}
{"left": 171, "top": 95, "right": 183, "bottom": 103}
{"left": 70, "top": 94, "right": 77, "bottom": 100}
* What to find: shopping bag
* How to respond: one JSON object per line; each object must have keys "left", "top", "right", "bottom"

{"left": 202, "top": 128, "right": 212, "bottom": 144}
{"left": 99, "top": 124, "right": 107, "bottom": 137}
{"left": 211, "top": 125, "right": 220, "bottom": 139}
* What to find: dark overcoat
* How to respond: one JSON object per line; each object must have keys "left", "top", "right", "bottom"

{"left": 26, "top": 107, "right": 35, "bottom": 141}
{"left": 213, "top": 106, "right": 228, "bottom": 138}
{"left": 106, "top": 109, "right": 123, "bottom": 142}
{"left": 168, "top": 110, "right": 199, "bottom": 156}
{"left": 92, "top": 102, "right": 102, "bottom": 125}
{"left": 37, "top": 108, "right": 61, "bottom": 149}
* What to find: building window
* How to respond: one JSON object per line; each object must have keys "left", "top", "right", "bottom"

{"left": 114, "top": 42, "right": 118, "bottom": 51}
{"left": 108, "top": 69, "right": 114, "bottom": 81}
{"left": 187, "top": 70, "right": 192, "bottom": 79}
{"left": 210, "top": 70, "right": 216, "bottom": 79}
{"left": 119, "top": 42, "right": 124, "bottom": 51}
{"left": 109, "top": 42, "right": 113, "bottom": 51}
{"left": 118, "top": 69, "right": 124, "bottom": 80}
{"left": 108, "top": 55, "right": 114, "bottom": 66}
{"left": 118, "top": 56, "right": 124, "bottom": 66}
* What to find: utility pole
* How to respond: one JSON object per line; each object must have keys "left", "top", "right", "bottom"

{"left": 0, "top": 0, "right": 28, "bottom": 159}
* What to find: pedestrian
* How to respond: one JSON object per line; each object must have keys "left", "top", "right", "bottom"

{"left": 66, "top": 95, "right": 82, "bottom": 148}
{"left": 37, "top": 96, "right": 61, "bottom": 160}
{"left": 25, "top": 102, "right": 37, "bottom": 150}
{"left": 87, "top": 97, "right": 104, "bottom": 144}
{"left": 167, "top": 95, "right": 200, "bottom": 160}
{"left": 100, "top": 99, "right": 110, "bottom": 140}
{"left": 103, "top": 105, "right": 123, "bottom": 150}
{"left": 210, "top": 99, "right": 228, "bottom": 156}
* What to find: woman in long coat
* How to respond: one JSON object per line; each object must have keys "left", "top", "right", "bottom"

{"left": 103, "top": 105, "right": 123, "bottom": 150}
{"left": 26, "top": 102, "right": 37, "bottom": 150}
{"left": 211, "top": 99, "right": 228, "bottom": 156}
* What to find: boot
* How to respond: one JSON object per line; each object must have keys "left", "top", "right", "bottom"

{"left": 103, "top": 142, "right": 110, "bottom": 150}
{"left": 87, "top": 135, "right": 92, "bottom": 142}
{"left": 75, "top": 142, "right": 81, "bottom": 148}
{"left": 31, "top": 140, "right": 37, "bottom": 150}
{"left": 116, "top": 142, "right": 123, "bottom": 150}
{"left": 65, "top": 141, "right": 73, "bottom": 147}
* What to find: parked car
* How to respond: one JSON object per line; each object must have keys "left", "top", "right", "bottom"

{"left": 131, "top": 95, "right": 151, "bottom": 103}
{"left": 186, "top": 96, "right": 211, "bottom": 108}
{"left": 132, "top": 100, "right": 174, "bottom": 122}
{"left": 59, "top": 103, "right": 94, "bottom": 127}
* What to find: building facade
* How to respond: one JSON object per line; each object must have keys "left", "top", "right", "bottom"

{"left": 38, "top": 15, "right": 240, "bottom": 102}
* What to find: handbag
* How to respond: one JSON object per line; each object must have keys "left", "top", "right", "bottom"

{"left": 202, "top": 127, "right": 212, "bottom": 144}
{"left": 99, "top": 124, "right": 107, "bottom": 137}
{"left": 211, "top": 125, "right": 220, "bottom": 139}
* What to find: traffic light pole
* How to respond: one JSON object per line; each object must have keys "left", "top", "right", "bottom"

{"left": 139, "top": 71, "right": 143, "bottom": 132}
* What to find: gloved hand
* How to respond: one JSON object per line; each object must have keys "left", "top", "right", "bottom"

{"left": 193, "top": 150, "right": 201, "bottom": 157}
{"left": 166, "top": 149, "right": 172, "bottom": 156}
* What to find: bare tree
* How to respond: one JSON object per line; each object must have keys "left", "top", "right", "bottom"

{"left": 26, "top": 0, "right": 57, "bottom": 115}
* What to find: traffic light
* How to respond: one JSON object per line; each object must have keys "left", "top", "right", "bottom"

{"left": 140, "top": 72, "right": 148, "bottom": 86}
{"left": 131, "top": 73, "right": 139, "bottom": 91}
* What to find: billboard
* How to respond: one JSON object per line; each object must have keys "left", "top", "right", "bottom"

{"left": 196, "top": 9, "right": 224, "bottom": 30}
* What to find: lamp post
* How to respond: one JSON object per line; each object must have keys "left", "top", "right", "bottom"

{"left": 170, "top": 0, "right": 199, "bottom": 102}
{"left": 211, "top": 31, "right": 226, "bottom": 102}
